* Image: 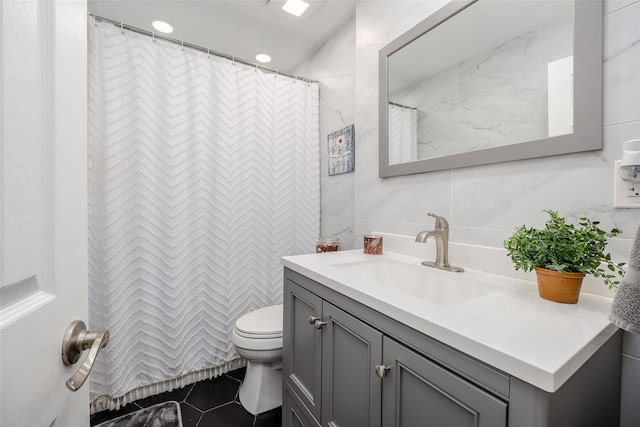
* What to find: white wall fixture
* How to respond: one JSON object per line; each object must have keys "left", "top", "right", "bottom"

{"left": 614, "top": 140, "right": 640, "bottom": 208}
{"left": 151, "top": 19, "right": 173, "bottom": 33}
{"left": 255, "top": 53, "right": 272, "bottom": 63}
{"left": 282, "top": 0, "right": 309, "bottom": 17}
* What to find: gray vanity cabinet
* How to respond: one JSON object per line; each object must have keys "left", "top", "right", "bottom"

{"left": 284, "top": 270, "right": 508, "bottom": 427}
{"left": 283, "top": 267, "right": 621, "bottom": 427}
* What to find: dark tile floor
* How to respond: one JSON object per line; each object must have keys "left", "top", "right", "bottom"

{"left": 90, "top": 368, "right": 281, "bottom": 427}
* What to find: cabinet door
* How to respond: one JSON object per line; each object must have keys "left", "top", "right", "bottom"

{"left": 285, "top": 387, "right": 320, "bottom": 427}
{"left": 381, "top": 337, "right": 507, "bottom": 427}
{"left": 321, "top": 302, "right": 383, "bottom": 427}
{"left": 284, "top": 279, "right": 323, "bottom": 421}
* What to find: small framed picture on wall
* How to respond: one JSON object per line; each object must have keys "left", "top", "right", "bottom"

{"left": 328, "top": 124, "right": 355, "bottom": 176}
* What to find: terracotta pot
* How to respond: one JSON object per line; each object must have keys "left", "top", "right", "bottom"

{"left": 534, "top": 267, "right": 586, "bottom": 304}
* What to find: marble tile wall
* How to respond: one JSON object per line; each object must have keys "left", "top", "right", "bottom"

{"left": 296, "top": 0, "right": 639, "bottom": 264}
{"left": 392, "top": 65, "right": 459, "bottom": 158}
{"left": 295, "top": 14, "right": 357, "bottom": 249}
{"left": 391, "top": 17, "right": 572, "bottom": 158}
{"left": 298, "top": 1, "right": 640, "bottom": 424}
{"left": 353, "top": 0, "right": 640, "bottom": 263}
{"left": 457, "top": 29, "right": 541, "bottom": 152}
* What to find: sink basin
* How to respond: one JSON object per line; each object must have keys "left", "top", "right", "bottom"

{"left": 330, "top": 258, "right": 502, "bottom": 307}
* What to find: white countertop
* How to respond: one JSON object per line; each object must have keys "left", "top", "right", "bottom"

{"left": 281, "top": 249, "right": 619, "bottom": 393}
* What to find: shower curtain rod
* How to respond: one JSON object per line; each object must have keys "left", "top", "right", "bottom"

{"left": 90, "top": 14, "right": 318, "bottom": 84}
{"left": 389, "top": 101, "right": 417, "bottom": 111}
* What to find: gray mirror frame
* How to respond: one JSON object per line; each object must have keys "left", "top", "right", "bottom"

{"left": 379, "top": 0, "right": 603, "bottom": 178}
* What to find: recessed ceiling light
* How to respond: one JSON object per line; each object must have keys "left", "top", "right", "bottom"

{"left": 151, "top": 20, "right": 173, "bottom": 34}
{"left": 282, "top": 0, "right": 309, "bottom": 17}
{"left": 255, "top": 53, "right": 272, "bottom": 63}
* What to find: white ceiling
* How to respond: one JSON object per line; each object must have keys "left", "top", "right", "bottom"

{"left": 88, "top": 0, "right": 356, "bottom": 73}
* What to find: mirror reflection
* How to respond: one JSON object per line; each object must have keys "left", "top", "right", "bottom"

{"left": 387, "top": 0, "right": 575, "bottom": 165}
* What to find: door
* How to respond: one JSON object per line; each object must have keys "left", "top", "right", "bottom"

{"left": 1, "top": 0, "right": 89, "bottom": 426}
{"left": 381, "top": 337, "right": 507, "bottom": 427}
{"left": 321, "top": 301, "right": 382, "bottom": 427}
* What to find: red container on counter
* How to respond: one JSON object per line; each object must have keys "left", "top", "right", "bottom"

{"left": 316, "top": 237, "right": 340, "bottom": 253}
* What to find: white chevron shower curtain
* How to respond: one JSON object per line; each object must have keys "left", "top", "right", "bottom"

{"left": 87, "top": 21, "right": 319, "bottom": 409}
{"left": 388, "top": 104, "right": 417, "bottom": 164}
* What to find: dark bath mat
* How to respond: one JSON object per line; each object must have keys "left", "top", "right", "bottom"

{"left": 95, "top": 401, "right": 182, "bottom": 427}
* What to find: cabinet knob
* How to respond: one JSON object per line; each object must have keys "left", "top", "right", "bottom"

{"left": 308, "top": 315, "right": 321, "bottom": 324}
{"left": 314, "top": 319, "right": 328, "bottom": 329}
{"left": 374, "top": 364, "right": 391, "bottom": 378}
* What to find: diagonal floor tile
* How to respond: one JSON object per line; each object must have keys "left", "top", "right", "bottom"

{"left": 186, "top": 375, "right": 241, "bottom": 411}
{"left": 199, "top": 402, "right": 255, "bottom": 427}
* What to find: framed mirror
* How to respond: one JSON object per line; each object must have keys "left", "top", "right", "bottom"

{"left": 379, "top": 0, "right": 602, "bottom": 177}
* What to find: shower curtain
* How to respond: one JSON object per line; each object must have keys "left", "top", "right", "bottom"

{"left": 87, "top": 21, "right": 320, "bottom": 410}
{"left": 388, "top": 103, "right": 418, "bottom": 164}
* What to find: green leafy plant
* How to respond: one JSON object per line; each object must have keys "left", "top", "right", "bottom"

{"left": 504, "top": 210, "right": 625, "bottom": 289}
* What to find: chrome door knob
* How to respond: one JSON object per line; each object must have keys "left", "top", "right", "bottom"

{"left": 375, "top": 364, "right": 391, "bottom": 378}
{"left": 314, "top": 319, "right": 328, "bottom": 329}
{"left": 61, "top": 320, "right": 109, "bottom": 391}
{"left": 308, "top": 315, "right": 321, "bottom": 324}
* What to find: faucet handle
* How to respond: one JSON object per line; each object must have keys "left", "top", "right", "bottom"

{"left": 427, "top": 212, "right": 449, "bottom": 229}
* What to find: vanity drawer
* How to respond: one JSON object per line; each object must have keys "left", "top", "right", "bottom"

{"left": 284, "top": 383, "right": 320, "bottom": 427}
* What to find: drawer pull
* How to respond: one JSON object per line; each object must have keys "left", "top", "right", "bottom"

{"left": 314, "top": 319, "right": 328, "bottom": 329}
{"left": 375, "top": 364, "right": 391, "bottom": 378}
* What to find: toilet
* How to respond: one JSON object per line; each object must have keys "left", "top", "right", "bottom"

{"left": 231, "top": 304, "right": 283, "bottom": 415}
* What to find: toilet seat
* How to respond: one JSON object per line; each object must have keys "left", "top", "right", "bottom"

{"left": 232, "top": 332, "right": 283, "bottom": 351}
{"left": 233, "top": 329, "right": 281, "bottom": 340}
{"left": 232, "top": 304, "right": 283, "bottom": 351}
{"left": 234, "top": 304, "right": 283, "bottom": 337}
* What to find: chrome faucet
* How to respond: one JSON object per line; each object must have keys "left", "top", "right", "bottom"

{"left": 415, "top": 213, "right": 464, "bottom": 272}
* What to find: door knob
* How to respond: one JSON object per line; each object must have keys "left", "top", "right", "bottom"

{"left": 314, "top": 319, "right": 328, "bottom": 329}
{"left": 308, "top": 315, "right": 321, "bottom": 324}
{"left": 375, "top": 364, "right": 391, "bottom": 378}
{"left": 61, "top": 320, "right": 109, "bottom": 391}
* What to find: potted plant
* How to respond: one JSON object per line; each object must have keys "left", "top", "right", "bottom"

{"left": 504, "top": 210, "right": 625, "bottom": 303}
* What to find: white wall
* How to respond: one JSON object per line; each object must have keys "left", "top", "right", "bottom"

{"left": 297, "top": 1, "right": 640, "bottom": 424}
{"left": 295, "top": 13, "right": 357, "bottom": 249}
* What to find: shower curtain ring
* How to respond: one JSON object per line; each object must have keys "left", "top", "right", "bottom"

{"left": 207, "top": 48, "right": 210, "bottom": 58}
{"left": 152, "top": 33, "right": 156, "bottom": 43}
{"left": 232, "top": 56, "right": 235, "bottom": 66}
{"left": 275, "top": 69, "right": 279, "bottom": 78}
{"left": 120, "top": 22, "right": 124, "bottom": 34}
{"left": 294, "top": 74, "right": 298, "bottom": 83}
{"left": 181, "top": 41, "right": 184, "bottom": 51}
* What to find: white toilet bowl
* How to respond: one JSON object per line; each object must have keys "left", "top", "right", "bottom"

{"left": 231, "top": 304, "right": 283, "bottom": 415}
